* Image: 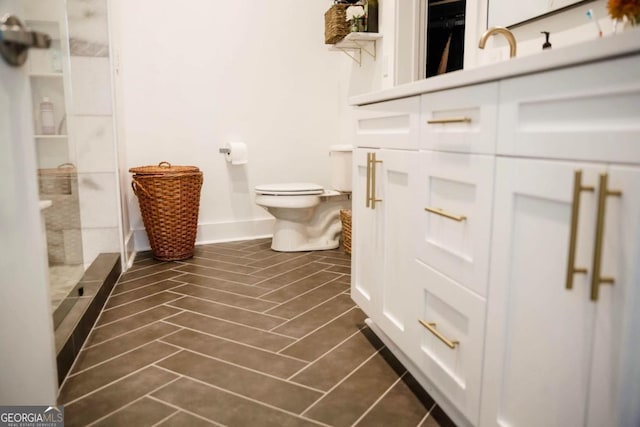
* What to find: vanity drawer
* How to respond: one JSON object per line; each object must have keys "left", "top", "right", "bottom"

{"left": 415, "top": 151, "right": 495, "bottom": 297}
{"left": 420, "top": 82, "right": 498, "bottom": 154}
{"left": 354, "top": 96, "right": 420, "bottom": 150}
{"left": 407, "top": 261, "right": 486, "bottom": 426}
{"left": 497, "top": 54, "right": 640, "bottom": 164}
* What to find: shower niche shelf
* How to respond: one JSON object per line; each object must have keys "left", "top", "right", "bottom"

{"left": 330, "top": 32, "right": 382, "bottom": 65}
{"left": 29, "top": 72, "right": 63, "bottom": 78}
{"left": 34, "top": 135, "right": 68, "bottom": 139}
{"left": 26, "top": 19, "right": 71, "bottom": 169}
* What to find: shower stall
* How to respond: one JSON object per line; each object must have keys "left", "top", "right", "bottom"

{"left": 19, "top": 0, "right": 129, "bottom": 371}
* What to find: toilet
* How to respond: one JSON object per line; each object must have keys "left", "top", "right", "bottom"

{"left": 255, "top": 145, "right": 352, "bottom": 252}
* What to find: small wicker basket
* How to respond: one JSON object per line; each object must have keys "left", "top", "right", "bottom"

{"left": 324, "top": 4, "right": 350, "bottom": 44}
{"left": 340, "top": 209, "right": 352, "bottom": 255}
{"left": 130, "top": 162, "right": 203, "bottom": 261}
{"left": 38, "top": 163, "right": 76, "bottom": 195}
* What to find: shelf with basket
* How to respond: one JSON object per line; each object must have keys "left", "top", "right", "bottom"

{"left": 329, "top": 32, "right": 382, "bottom": 65}
{"left": 324, "top": 1, "right": 380, "bottom": 66}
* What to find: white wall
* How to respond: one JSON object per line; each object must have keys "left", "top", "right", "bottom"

{"left": 111, "top": 0, "right": 352, "bottom": 249}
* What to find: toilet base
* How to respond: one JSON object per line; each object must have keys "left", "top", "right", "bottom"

{"left": 270, "top": 218, "right": 342, "bottom": 252}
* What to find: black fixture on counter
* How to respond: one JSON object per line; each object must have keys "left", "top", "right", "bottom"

{"left": 541, "top": 31, "right": 552, "bottom": 50}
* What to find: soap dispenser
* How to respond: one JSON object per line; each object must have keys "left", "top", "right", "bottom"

{"left": 541, "top": 31, "right": 552, "bottom": 50}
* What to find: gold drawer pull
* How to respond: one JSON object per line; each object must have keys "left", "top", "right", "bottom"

{"left": 419, "top": 320, "right": 459, "bottom": 349}
{"left": 370, "top": 152, "right": 383, "bottom": 210}
{"left": 366, "top": 153, "right": 372, "bottom": 208}
{"left": 425, "top": 207, "right": 467, "bottom": 222}
{"left": 566, "top": 170, "right": 594, "bottom": 290}
{"left": 427, "top": 117, "right": 472, "bottom": 124}
{"left": 590, "top": 173, "right": 621, "bottom": 301}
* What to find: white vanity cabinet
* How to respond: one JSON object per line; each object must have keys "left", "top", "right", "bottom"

{"left": 481, "top": 159, "right": 640, "bottom": 427}
{"left": 351, "top": 97, "right": 420, "bottom": 354}
{"left": 480, "top": 56, "right": 640, "bottom": 427}
{"left": 351, "top": 48, "right": 640, "bottom": 427}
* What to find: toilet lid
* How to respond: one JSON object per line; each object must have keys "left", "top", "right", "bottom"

{"left": 255, "top": 183, "right": 324, "bottom": 195}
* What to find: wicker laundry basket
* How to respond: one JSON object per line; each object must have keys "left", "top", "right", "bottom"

{"left": 130, "top": 162, "right": 203, "bottom": 261}
{"left": 340, "top": 209, "right": 352, "bottom": 255}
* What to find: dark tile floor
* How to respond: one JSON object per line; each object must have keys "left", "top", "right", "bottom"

{"left": 58, "top": 238, "right": 456, "bottom": 427}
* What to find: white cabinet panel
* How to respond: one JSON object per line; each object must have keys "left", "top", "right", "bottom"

{"left": 497, "top": 55, "right": 640, "bottom": 164}
{"left": 354, "top": 96, "right": 420, "bottom": 150}
{"left": 586, "top": 165, "right": 640, "bottom": 427}
{"left": 351, "top": 147, "right": 417, "bottom": 351}
{"left": 378, "top": 149, "right": 417, "bottom": 350}
{"left": 408, "top": 261, "right": 486, "bottom": 426}
{"left": 481, "top": 158, "right": 605, "bottom": 427}
{"left": 416, "top": 151, "right": 495, "bottom": 297}
{"left": 420, "top": 82, "right": 498, "bottom": 154}
{"left": 351, "top": 149, "right": 383, "bottom": 320}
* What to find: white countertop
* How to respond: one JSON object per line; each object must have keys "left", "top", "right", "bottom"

{"left": 350, "top": 28, "right": 640, "bottom": 106}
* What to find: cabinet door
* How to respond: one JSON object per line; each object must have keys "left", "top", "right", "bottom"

{"left": 481, "top": 158, "right": 605, "bottom": 427}
{"left": 587, "top": 165, "right": 640, "bottom": 427}
{"left": 354, "top": 96, "right": 420, "bottom": 150}
{"left": 416, "top": 151, "right": 494, "bottom": 297}
{"left": 377, "top": 149, "right": 417, "bottom": 350}
{"left": 351, "top": 148, "right": 416, "bottom": 350}
{"left": 351, "top": 149, "right": 383, "bottom": 322}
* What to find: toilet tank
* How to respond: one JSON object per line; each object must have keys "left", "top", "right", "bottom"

{"left": 329, "top": 145, "right": 353, "bottom": 192}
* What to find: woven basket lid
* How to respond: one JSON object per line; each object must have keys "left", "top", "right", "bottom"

{"left": 129, "top": 161, "right": 200, "bottom": 175}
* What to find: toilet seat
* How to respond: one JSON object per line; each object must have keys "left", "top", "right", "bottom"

{"left": 255, "top": 183, "right": 324, "bottom": 196}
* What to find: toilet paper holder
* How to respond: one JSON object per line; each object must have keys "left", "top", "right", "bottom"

{"left": 218, "top": 148, "right": 230, "bottom": 154}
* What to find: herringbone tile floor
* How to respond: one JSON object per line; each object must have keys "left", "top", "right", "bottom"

{"left": 58, "top": 238, "right": 455, "bottom": 427}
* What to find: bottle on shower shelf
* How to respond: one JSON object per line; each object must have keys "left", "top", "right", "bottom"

{"left": 40, "top": 97, "right": 56, "bottom": 135}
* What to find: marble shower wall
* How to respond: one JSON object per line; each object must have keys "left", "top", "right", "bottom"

{"left": 66, "top": 0, "right": 121, "bottom": 266}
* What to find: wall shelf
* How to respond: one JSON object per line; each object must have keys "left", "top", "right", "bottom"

{"left": 29, "top": 73, "right": 63, "bottom": 78}
{"left": 34, "top": 134, "right": 68, "bottom": 139}
{"left": 330, "top": 32, "right": 382, "bottom": 66}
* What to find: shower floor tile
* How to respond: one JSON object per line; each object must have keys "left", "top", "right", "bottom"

{"left": 58, "top": 240, "right": 456, "bottom": 427}
{"left": 49, "top": 264, "right": 85, "bottom": 310}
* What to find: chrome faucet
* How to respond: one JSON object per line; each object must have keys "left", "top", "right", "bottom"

{"left": 478, "top": 26, "right": 517, "bottom": 58}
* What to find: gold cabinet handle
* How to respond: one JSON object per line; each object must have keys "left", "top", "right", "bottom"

{"left": 370, "top": 152, "right": 382, "bottom": 210}
{"left": 590, "top": 173, "right": 621, "bottom": 301}
{"left": 366, "top": 153, "right": 372, "bottom": 208}
{"left": 419, "top": 320, "right": 459, "bottom": 349}
{"left": 424, "top": 207, "right": 467, "bottom": 222}
{"left": 566, "top": 170, "right": 594, "bottom": 289}
{"left": 427, "top": 117, "right": 472, "bottom": 124}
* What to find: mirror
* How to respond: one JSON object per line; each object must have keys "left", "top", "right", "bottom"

{"left": 488, "top": 0, "right": 592, "bottom": 27}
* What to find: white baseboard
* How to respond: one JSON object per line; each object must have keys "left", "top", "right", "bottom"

{"left": 132, "top": 218, "right": 275, "bottom": 252}
{"left": 123, "top": 230, "right": 136, "bottom": 269}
